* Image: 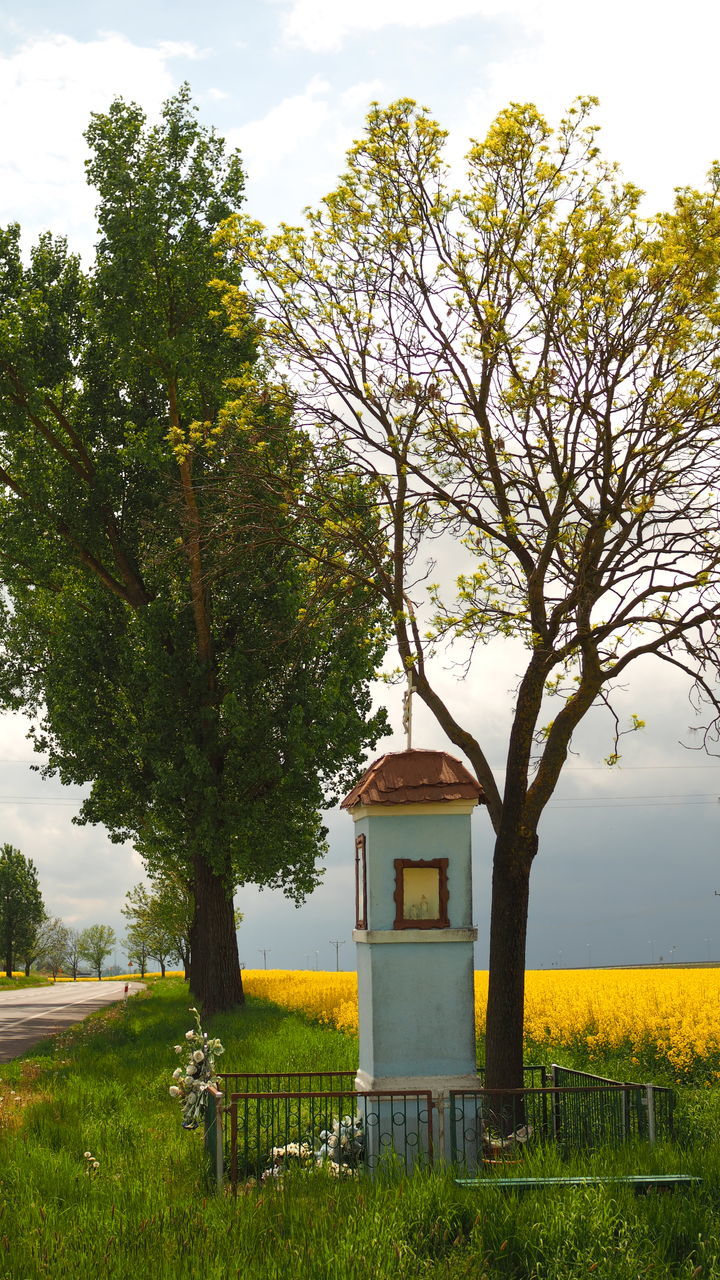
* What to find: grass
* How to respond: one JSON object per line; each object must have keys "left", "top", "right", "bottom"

{"left": 0, "top": 974, "right": 53, "bottom": 990}
{"left": 1, "top": 978, "right": 719, "bottom": 1279}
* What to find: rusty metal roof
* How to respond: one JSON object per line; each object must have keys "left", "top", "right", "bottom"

{"left": 340, "top": 749, "right": 485, "bottom": 809}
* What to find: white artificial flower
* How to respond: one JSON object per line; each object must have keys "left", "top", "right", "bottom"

{"left": 83, "top": 1151, "right": 92, "bottom": 1158}
{"left": 174, "top": 1045, "right": 183, "bottom": 1054}
{"left": 172, "top": 1068, "right": 182, "bottom": 1079}
{"left": 186, "top": 1063, "right": 197, "bottom": 1076}
{"left": 169, "top": 1086, "right": 181, "bottom": 1097}
{"left": 192, "top": 1050, "right": 205, "bottom": 1063}
{"left": 185, "top": 1030, "right": 195, "bottom": 1041}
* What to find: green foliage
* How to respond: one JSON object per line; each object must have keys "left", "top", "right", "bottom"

{"left": 77, "top": 924, "right": 116, "bottom": 979}
{"left": 0, "top": 842, "right": 44, "bottom": 977}
{"left": 228, "top": 94, "right": 720, "bottom": 786}
{"left": 0, "top": 86, "right": 389, "bottom": 1010}
{"left": 122, "top": 877, "right": 195, "bottom": 976}
{"left": 223, "top": 94, "right": 720, "bottom": 1077}
{"left": 33, "top": 915, "right": 71, "bottom": 979}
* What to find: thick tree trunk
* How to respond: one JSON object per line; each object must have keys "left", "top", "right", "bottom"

{"left": 190, "top": 853, "right": 244, "bottom": 1015}
{"left": 484, "top": 835, "right": 533, "bottom": 1099}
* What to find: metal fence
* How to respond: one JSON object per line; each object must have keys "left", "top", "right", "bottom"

{"left": 550, "top": 1064, "right": 674, "bottom": 1145}
{"left": 216, "top": 1074, "right": 433, "bottom": 1188}
{"left": 450, "top": 1071, "right": 674, "bottom": 1169}
{"left": 218, "top": 1070, "right": 358, "bottom": 1095}
{"left": 210, "top": 1066, "right": 675, "bottom": 1189}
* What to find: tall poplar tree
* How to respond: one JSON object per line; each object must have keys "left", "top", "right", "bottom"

{"left": 0, "top": 87, "right": 387, "bottom": 1013}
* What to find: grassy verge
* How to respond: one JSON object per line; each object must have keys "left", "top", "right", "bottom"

{"left": 2, "top": 979, "right": 719, "bottom": 1280}
{"left": 0, "top": 975, "right": 53, "bottom": 990}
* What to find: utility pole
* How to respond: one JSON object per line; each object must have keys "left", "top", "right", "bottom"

{"left": 258, "top": 949, "right": 271, "bottom": 970}
{"left": 329, "top": 939, "right": 345, "bottom": 971}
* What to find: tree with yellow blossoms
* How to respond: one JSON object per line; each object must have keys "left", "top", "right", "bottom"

{"left": 217, "top": 97, "right": 720, "bottom": 1089}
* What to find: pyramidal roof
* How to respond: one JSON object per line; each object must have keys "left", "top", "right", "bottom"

{"left": 340, "top": 749, "right": 485, "bottom": 809}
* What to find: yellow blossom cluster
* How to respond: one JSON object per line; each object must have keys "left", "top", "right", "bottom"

{"left": 243, "top": 967, "right": 720, "bottom": 1079}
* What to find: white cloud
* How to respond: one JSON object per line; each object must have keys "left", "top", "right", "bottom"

{"left": 229, "top": 74, "right": 332, "bottom": 183}
{"left": 0, "top": 33, "right": 194, "bottom": 254}
{"left": 458, "top": 0, "right": 720, "bottom": 213}
{"left": 275, "top": 0, "right": 720, "bottom": 215}
{"left": 229, "top": 76, "right": 385, "bottom": 210}
{"left": 339, "top": 79, "right": 384, "bottom": 112}
{"left": 277, "top": 0, "right": 532, "bottom": 52}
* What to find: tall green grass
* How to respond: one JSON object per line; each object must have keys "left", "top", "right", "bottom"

{"left": 1, "top": 978, "right": 719, "bottom": 1280}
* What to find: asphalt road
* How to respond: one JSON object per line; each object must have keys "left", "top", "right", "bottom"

{"left": 0, "top": 981, "right": 146, "bottom": 1062}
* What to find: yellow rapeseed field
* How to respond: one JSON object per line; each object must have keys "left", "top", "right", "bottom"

{"left": 243, "top": 967, "right": 720, "bottom": 1079}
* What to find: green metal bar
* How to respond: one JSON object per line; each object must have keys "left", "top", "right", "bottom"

{"left": 456, "top": 1175, "right": 701, "bottom": 1191}
{"left": 203, "top": 1088, "right": 224, "bottom": 1191}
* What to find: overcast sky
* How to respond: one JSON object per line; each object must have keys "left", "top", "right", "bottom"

{"left": 1, "top": 0, "right": 719, "bottom": 973}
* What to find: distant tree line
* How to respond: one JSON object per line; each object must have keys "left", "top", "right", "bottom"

{"left": 121, "top": 873, "right": 196, "bottom": 980}
{"left": 0, "top": 840, "right": 122, "bottom": 980}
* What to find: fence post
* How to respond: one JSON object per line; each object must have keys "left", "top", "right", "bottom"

{"left": 550, "top": 1064, "right": 560, "bottom": 1141}
{"left": 620, "top": 1086, "right": 629, "bottom": 1139}
{"left": 645, "top": 1085, "right": 656, "bottom": 1145}
{"left": 204, "top": 1087, "right": 224, "bottom": 1191}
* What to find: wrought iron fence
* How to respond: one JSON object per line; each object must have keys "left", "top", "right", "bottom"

{"left": 218, "top": 1070, "right": 358, "bottom": 1094}
{"left": 477, "top": 1064, "right": 548, "bottom": 1088}
{"left": 550, "top": 1065, "right": 674, "bottom": 1143}
{"left": 216, "top": 1074, "right": 433, "bottom": 1188}
{"left": 208, "top": 1067, "right": 675, "bottom": 1189}
{"left": 450, "top": 1079, "right": 675, "bottom": 1169}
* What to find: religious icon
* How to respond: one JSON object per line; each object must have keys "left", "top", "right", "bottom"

{"left": 394, "top": 858, "right": 449, "bottom": 928}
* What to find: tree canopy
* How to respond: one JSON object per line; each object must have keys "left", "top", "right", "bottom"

{"left": 0, "top": 843, "right": 44, "bottom": 977}
{"left": 78, "top": 924, "right": 116, "bottom": 980}
{"left": 122, "top": 876, "right": 203, "bottom": 978}
{"left": 0, "top": 86, "right": 388, "bottom": 1013}
{"left": 221, "top": 96, "right": 720, "bottom": 1085}
{"left": 35, "top": 916, "right": 72, "bottom": 980}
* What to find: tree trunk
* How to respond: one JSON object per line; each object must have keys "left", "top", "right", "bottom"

{"left": 484, "top": 834, "right": 533, "bottom": 1099}
{"left": 160, "top": 958, "right": 166, "bottom": 978}
{"left": 190, "top": 853, "right": 244, "bottom": 1015}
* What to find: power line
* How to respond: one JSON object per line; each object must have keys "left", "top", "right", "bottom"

{"left": 0, "top": 798, "right": 84, "bottom": 806}
{"left": 549, "top": 798, "right": 718, "bottom": 809}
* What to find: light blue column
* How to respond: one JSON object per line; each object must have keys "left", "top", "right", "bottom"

{"left": 349, "top": 799, "right": 482, "bottom": 1166}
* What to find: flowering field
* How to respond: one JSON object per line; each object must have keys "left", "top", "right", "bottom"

{"left": 243, "top": 967, "right": 720, "bottom": 1080}
{"left": 244, "top": 970, "right": 359, "bottom": 1037}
